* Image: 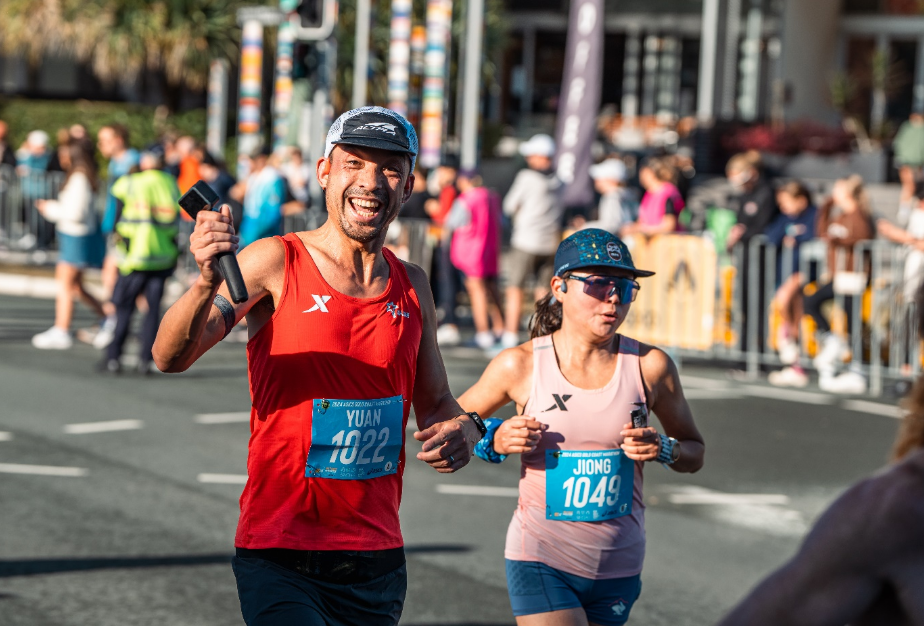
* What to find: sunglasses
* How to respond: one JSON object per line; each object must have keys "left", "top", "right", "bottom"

{"left": 565, "top": 274, "right": 640, "bottom": 303}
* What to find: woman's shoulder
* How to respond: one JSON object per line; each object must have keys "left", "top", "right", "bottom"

{"left": 487, "top": 339, "right": 536, "bottom": 377}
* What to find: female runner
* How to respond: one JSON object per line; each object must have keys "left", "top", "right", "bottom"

{"left": 458, "top": 229, "right": 705, "bottom": 626}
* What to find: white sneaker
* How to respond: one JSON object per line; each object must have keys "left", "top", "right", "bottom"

{"left": 778, "top": 338, "right": 800, "bottom": 366}
{"left": 474, "top": 331, "right": 496, "bottom": 350}
{"left": 813, "top": 333, "right": 848, "bottom": 375}
{"left": 500, "top": 331, "right": 520, "bottom": 349}
{"left": 32, "top": 326, "right": 73, "bottom": 350}
{"left": 92, "top": 316, "right": 117, "bottom": 349}
{"left": 436, "top": 324, "right": 461, "bottom": 346}
{"left": 768, "top": 366, "right": 809, "bottom": 388}
{"left": 819, "top": 370, "right": 867, "bottom": 395}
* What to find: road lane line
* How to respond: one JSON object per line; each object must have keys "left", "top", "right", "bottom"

{"left": 64, "top": 419, "right": 144, "bottom": 434}
{"left": 197, "top": 473, "right": 248, "bottom": 484}
{"left": 0, "top": 431, "right": 11, "bottom": 441}
{"left": 683, "top": 389, "right": 745, "bottom": 400}
{"left": 436, "top": 484, "right": 519, "bottom": 498}
{"left": 742, "top": 385, "right": 832, "bottom": 405}
{"left": 0, "top": 463, "right": 87, "bottom": 477}
{"left": 841, "top": 400, "right": 903, "bottom": 419}
{"left": 195, "top": 412, "right": 251, "bottom": 424}
{"left": 668, "top": 493, "right": 790, "bottom": 505}
{"left": 680, "top": 376, "right": 733, "bottom": 390}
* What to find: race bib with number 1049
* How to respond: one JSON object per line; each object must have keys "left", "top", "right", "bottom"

{"left": 305, "top": 396, "right": 404, "bottom": 480}
{"left": 545, "top": 449, "right": 635, "bottom": 522}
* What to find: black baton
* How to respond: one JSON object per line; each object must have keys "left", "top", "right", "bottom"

{"left": 178, "top": 181, "right": 249, "bottom": 304}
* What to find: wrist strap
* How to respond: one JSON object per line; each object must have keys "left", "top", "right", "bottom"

{"left": 213, "top": 294, "right": 236, "bottom": 339}
{"left": 656, "top": 433, "right": 674, "bottom": 466}
{"left": 473, "top": 418, "right": 508, "bottom": 464}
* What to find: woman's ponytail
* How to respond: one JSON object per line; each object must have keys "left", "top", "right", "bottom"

{"left": 529, "top": 292, "right": 563, "bottom": 339}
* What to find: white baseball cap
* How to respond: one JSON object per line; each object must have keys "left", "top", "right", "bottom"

{"left": 518, "top": 134, "right": 556, "bottom": 158}
{"left": 589, "top": 158, "right": 627, "bottom": 182}
{"left": 27, "top": 130, "right": 49, "bottom": 148}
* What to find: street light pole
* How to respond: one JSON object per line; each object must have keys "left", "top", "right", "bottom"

{"left": 353, "top": 0, "right": 371, "bottom": 108}
{"left": 460, "top": 0, "right": 484, "bottom": 170}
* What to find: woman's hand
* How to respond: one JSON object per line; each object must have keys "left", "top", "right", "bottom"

{"left": 493, "top": 417, "right": 546, "bottom": 455}
{"left": 620, "top": 422, "right": 662, "bottom": 462}
{"left": 34, "top": 199, "right": 47, "bottom": 214}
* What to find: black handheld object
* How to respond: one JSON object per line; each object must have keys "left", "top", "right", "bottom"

{"left": 178, "top": 181, "right": 249, "bottom": 304}
{"left": 630, "top": 402, "right": 648, "bottom": 429}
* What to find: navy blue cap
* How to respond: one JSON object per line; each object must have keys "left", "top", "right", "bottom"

{"left": 554, "top": 229, "right": 655, "bottom": 278}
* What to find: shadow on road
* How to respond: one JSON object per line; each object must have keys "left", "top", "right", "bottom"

{"left": 0, "top": 554, "right": 232, "bottom": 578}
{"left": 405, "top": 544, "right": 472, "bottom": 554}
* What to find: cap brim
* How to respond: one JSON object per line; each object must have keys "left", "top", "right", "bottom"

{"left": 332, "top": 138, "right": 415, "bottom": 157}
{"left": 632, "top": 269, "right": 656, "bottom": 277}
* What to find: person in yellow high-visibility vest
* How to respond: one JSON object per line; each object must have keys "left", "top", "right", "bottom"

{"left": 101, "top": 150, "right": 180, "bottom": 374}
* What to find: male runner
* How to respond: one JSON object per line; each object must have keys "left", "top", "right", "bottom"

{"left": 152, "top": 106, "right": 486, "bottom": 625}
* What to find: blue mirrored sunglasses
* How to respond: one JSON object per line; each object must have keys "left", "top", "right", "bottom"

{"left": 566, "top": 274, "right": 640, "bottom": 303}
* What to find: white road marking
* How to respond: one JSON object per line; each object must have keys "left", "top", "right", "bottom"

{"left": 64, "top": 419, "right": 144, "bottom": 435}
{"left": 680, "top": 376, "right": 733, "bottom": 390}
{"left": 195, "top": 412, "right": 251, "bottom": 424}
{"left": 742, "top": 385, "right": 832, "bottom": 405}
{"left": 0, "top": 463, "right": 87, "bottom": 477}
{"left": 841, "top": 400, "right": 903, "bottom": 419}
{"left": 436, "top": 484, "right": 519, "bottom": 498}
{"left": 683, "top": 389, "right": 745, "bottom": 400}
{"left": 662, "top": 485, "right": 806, "bottom": 537}
{"left": 0, "top": 431, "right": 11, "bottom": 441}
{"left": 668, "top": 493, "right": 790, "bottom": 505}
{"left": 197, "top": 473, "right": 248, "bottom": 484}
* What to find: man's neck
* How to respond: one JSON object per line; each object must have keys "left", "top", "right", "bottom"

{"left": 314, "top": 221, "right": 389, "bottom": 287}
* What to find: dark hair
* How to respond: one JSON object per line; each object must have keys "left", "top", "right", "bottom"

{"left": 63, "top": 141, "right": 99, "bottom": 192}
{"left": 529, "top": 291, "right": 563, "bottom": 339}
{"left": 776, "top": 180, "right": 812, "bottom": 204}
{"left": 101, "top": 123, "right": 130, "bottom": 146}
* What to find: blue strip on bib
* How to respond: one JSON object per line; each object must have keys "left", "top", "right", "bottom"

{"left": 305, "top": 396, "right": 404, "bottom": 480}
{"left": 545, "top": 449, "right": 635, "bottom": 522}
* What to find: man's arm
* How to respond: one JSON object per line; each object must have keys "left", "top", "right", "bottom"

{"left": 404, "top": 262, "right": 482, "bottom": 473}
{"left": 502, "top": 171, "right": 526, "bottom": 217}
{"left": 152, "top": 207, "right": 282, "bottom": 373}
{"left": 620, "top": 345, "right": 704, "bottom": 473}
{"left": 717, "top": 472, "right": 905, "bottom": 626}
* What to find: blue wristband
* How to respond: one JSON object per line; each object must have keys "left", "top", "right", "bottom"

{"left": 473, "top": 417, "right": 508, "bottom": 464}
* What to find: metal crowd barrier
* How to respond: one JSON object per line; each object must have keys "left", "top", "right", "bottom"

{"left": 0, "top": 164, "right": 69, "bottom": 251}
{"left": 621, "top": 233, "right": 920, "bottom": 396}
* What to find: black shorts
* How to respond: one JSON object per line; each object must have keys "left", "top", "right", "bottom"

{"left": 232, "top": 548, "right": 407, "bottom": 626}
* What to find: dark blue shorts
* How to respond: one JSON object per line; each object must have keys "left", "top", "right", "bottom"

{"left": 505, "top": 559, "right": 642, "bottom": 626}
{"left": 232, "top": 555, "right": 407, "bottom": 626}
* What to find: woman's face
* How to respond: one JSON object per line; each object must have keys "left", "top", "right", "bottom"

{"left": 553, "top": 266, "right": 637, "bottom": 340}
{"left": 639, "top": 167, "right": 655, "bottom": 190}
{"left": 832, "top": 182, "right": 857, "bottom": 213}
{"left": 727, "top": 166, "right": 755, "bottom": 190}
{"left": 777, "top": 191, "right": 808, "bottom": 217}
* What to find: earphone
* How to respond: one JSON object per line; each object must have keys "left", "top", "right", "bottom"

{"left": 560, "top": 281, "right": 567, "bottom": 293}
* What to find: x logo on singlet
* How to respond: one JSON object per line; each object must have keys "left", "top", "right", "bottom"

{"left": 304, "top": 294, "right": 332, "bottom": 313}
{"left": 543, "top": 394, "right": 572, "bottom": 412}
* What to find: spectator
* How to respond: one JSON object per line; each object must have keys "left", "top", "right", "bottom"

{"left": 804, "top": 175, "right": 874, "bottom": 394}
{"left": 0, "top": 120, "right": 15, "bottom": 168}
{"left": 427, "top": 164, "right": 459, "bottom": 226}
{"left": 670, "top": 146, "right": 697, "bottom": 201}
{"left": 765, "top": 181, "right": 818, "bottom": 388}
{"left": 620, "top": 156, "right": 684, "bottom": 237}
{"left": 893, "top": 112, "right": 924, "bottom": 202}
{"left": 280, "top": 146, "right": 312, "bottom": 208}
{"left": 399, "top": 167, "right": 432, "bottom": 221}
{"left": 174, "top": 135, "right": 201, "bottom": 193}
{"left": 877, "top": 180, "right": 924, "bottom": 304}
{"left": 31, "top": 142, "right": 106, "bottom": 350}
{"left": 46, "top": 128, "right": 71, "bottom": 173}
{"left": 502, "top": 134, "right": 563, "bottom": 348}
{"left": 103, "top": 150, "right": 181, "bottom": 374}
{"left": 579, "top": 158, "right": 637, "bottom": 234}
{"left": 199, "top": 152, "right": 241, "bottom": 230}
{"left": 432, "top": 164, "right": 465, "bottom": 346}
{"left": 233, "top": 146, "right": 285, "bottom": 249}
{"left": 15, "top": 130, "right": 54, "bottom": 250}
{"left": 446, "top": 169, "right": 504, "bottom": 350}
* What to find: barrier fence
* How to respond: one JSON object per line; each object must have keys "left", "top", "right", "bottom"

{"left": 3, "top": 167, "right": 918, "bottom": 394}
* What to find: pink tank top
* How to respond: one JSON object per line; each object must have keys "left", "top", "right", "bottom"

{"left": 505, "top": 334, "right": 647, "bottom": 579}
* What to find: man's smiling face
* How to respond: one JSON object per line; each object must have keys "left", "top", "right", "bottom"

{"left": 318, "top": 145, "right": 414, "bottom": 244}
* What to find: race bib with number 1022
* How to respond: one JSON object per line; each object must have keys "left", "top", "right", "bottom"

{"left": 305, "top": 396, "right": 404, "bottom": 480}
{"left": 545, "top": 449, "right": 635, "bottom": 522}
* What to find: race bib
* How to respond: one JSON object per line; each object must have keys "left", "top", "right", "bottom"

{"left": 545, "top": 449, "right": 635, "bottom": 522}
{"left": 305, "top": 396, "right": 404, "bottom": 480}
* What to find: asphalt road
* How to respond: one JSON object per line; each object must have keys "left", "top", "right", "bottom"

{"left": 0, "top": 293, "right": 904, "bottom": 625}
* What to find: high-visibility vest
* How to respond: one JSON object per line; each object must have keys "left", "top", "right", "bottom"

{"left": 111, "top": 170, "right": 181, "bottom": 274}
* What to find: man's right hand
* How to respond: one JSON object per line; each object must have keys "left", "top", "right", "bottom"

{"left": 189, "top": 204, "right": 239, "bottom": 288}
{"left": 493, "top": 417, "right": 546, "bottom": 455}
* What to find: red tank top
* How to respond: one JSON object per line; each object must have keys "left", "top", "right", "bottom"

{"left": 235, "top": 233, "right": 422, "bottom": 550}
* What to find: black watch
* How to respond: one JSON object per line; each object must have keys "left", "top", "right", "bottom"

{"left": 464, "top": 411, "right": 487, "bottom": 438}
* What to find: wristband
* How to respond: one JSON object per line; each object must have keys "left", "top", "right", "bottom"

{"left": 213, "top": 294, "right": 236, "bottom": 339}
{"left": 473, "top": 417, "right": 508, "bottom": 464}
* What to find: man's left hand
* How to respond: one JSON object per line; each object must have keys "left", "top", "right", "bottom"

{"left": 413, "top": 415, "right": 480, "bottom": 473}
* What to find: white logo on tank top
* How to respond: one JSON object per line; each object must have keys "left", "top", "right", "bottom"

{"left": 304, "top": 294, "right": 332, "bottom": 313}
